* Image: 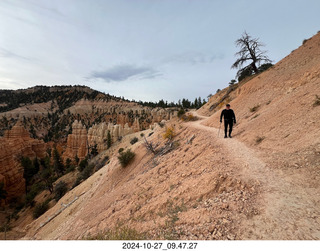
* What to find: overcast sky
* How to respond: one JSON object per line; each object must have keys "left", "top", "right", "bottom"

{"left": 0, "top": 0, "right": 319, "bottom": 102}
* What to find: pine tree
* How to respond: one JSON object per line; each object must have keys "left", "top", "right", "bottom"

{"left": 107, "top": 130, "right": 112, "bottom": 149}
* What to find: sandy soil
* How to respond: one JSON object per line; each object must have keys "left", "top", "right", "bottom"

{"left": 189, "top": 112, "right": 320, "bottom": 239}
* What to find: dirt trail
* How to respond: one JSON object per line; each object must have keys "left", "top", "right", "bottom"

{"left": 187, "top": 111, "right": 320, "bottom": 240}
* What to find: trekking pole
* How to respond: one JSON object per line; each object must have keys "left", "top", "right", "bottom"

{"left": 218, "top": 122, "right": 222, "bottom": 137}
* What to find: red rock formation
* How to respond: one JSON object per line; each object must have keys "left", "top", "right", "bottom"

{"left": 63, "top": 120, "right": 88, "bottom": 161}
{"left": 0, "top": 123, "right": 46, "bottom": 201}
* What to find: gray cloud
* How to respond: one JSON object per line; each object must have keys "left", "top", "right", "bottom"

{"left": 89, "top": 64, "right": 162, "bottom": 82}
{"left": 163, "top": 52, "right": 225, "bottom": 65}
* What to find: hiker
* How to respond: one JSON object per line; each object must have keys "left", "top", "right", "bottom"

{"left": 220, "top": 104, "right": 236, "bottom": 138}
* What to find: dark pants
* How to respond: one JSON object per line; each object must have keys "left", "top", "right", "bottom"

{"left": 224, "top": 120, "right": 233, "bottom": 136}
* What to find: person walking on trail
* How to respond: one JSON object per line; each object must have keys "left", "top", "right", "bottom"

{"left": 220, "top": 104, "right": 236, "bottom": 138}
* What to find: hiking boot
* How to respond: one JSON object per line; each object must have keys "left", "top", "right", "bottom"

{"left": 229, "top": 135, "right": 232, "bottom": 138}
{"left": 224, "top": 135, "right": 227, "bottom": 138}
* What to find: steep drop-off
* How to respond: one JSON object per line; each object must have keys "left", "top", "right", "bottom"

{"left": 0, "top": 123, "right": 46, "bottom": 201}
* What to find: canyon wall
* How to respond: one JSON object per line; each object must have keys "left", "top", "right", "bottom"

{"left": 63, "top": 108, "right": 176, "bottom": 160}
{"left": 0, "top": 123, "right": 46, "bottom": 202}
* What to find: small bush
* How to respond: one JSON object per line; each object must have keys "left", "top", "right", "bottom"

{"left": 249, "top": 104, "right": 260, "bottom": 113}
{"left": 313, "top": 95, "right": 320, "bottom": 107}
{"left": 86, "top": 225, "right": 145, "bottom": 240}
{"left": 72, "top": 176, "right": 82, "bottom": 188}
{"left": 163, "top": 127, "right": 175, "bottom": 140}
{"left": 81, "top": 164, "right": 94, "bottom": 180}
{"left": 130, "top": 137, "right": 139, "bottom": 145}
{"left": 181, "top": 114, "right": 197, "bottom": 122}
{"left": 158, "top": 122, "right": 165, "bottom": 128}
{"left": 118, "top": 149, "right": 136, "bottom": 168}
{"left": 118, "top": 148, "right": 124, "bottom": 153}
{"left": 177, "top": 108, "right": 185, "bottom": 118}
{"left": 54, "top": 181, "right": 68, "bottom": 202}
{"left": 255, "top": 136, "right": 265, "bottom": 144}
{"left": 25, "top": 183, "right": 45, "bottom": 206}
{"left": 78, "top": 158, "right": 88, "bottom": 172}
{"left": 33, "top": 201, "right": 49, "bottom": 219}
{"left": 140, "top": 133, "right": 144, "bottom": 137}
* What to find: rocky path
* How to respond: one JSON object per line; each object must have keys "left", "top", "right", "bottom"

{"left": 187, "top": 112, "right": 320, "bottom": 240}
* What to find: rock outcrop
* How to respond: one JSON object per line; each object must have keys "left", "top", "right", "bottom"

{"left": 87, "top": 122, "right": 134, "bottom": 152}
{"left": 63, "top": 120, "right": 88, "bottom": 161}
{"left": 0, "top": 123, "right": 46, "bottom": 201}
{"left": 64, "top": 108, "right": 177, "bottom": 159}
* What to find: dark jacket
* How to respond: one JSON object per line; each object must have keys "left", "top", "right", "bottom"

{"left": 220, "top": 109, "right": 236, "bottom": 123}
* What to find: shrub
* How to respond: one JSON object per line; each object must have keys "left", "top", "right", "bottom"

{"left": 255, "top": 136, "right": 265, "bottom": 144}
{"left": 163, "top": 127, "right": 175, "bottom": 140}
{"left": 86, "top": 225, "right": 145, "bottom": 240}
{"left": 177, "top": 108, "right": 185, "bottom": 118}
{"left": 33, "top": 201, "right": 49, "bottom": 219}
{"left": 158, "top": 122, "right": 165, "bottom": 128}
{"left": 72, "top": 176, "right": 82, "bottom": 188}
{"left": 118, "top": 149, "right": 135, "bottom": 168}
{"left": 181, "top": 114, "right": 197, "bottom": 122}
{"left": 54, "top": 181, "right": 68, "bottom": 201}
{"left": 118, "top": 148, "right": 124, "bottom": 153}
{"left": 25, "top": 183, "right": 45, "bottom": 206}
{"left": 140, "top": 133, "right": 144, "bottom": 137}
{"left": 249, "top": 104, "right": 260, "bottom": 113}
{"left": 313, "top": 95, "right": 320, "bottom": 107}
{"left": 258, "top": 63, "right": 273, "bottom": 72}
{"left": 78, "top": 158, "right": 88, "bottom": 172}
{"left": 130, "top": 137, "right": 139, "bottom": 145}
{"left": 81, "top": 164, "right": 94, "bottom": 180}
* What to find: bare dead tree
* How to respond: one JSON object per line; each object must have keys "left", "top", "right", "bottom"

{"left": 232, "top": 31, "right": 271, "bottom": 78}
{"left": 143, "top": 136, "right": 160, "bottom": 155}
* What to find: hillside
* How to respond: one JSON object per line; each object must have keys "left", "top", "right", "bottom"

{"left": 0, "top": 85, "right": 177, "bottom": 239}
{"left": 0, "top": 85, "right": 158, "bottom": 141}
{"left": 17, "top": 33, "right": 320, "bottom": 240}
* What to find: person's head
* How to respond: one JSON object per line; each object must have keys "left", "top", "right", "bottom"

{"left": 226, "top": 104, "right": 231, "bottom": 110}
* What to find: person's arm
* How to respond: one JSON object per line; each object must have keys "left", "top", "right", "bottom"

{"left": 220, "top": 110, "right": 224, "bottom": 122}
{"left": 233, "top": 110, "right": 236, "bottom": 123}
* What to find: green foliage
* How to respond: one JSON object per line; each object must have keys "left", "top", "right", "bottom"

{"left": 130, "top": 137, "right": 139, "bottom": 145}
{"left": 177, "top": 108, "right": 186, "bottom": 118}
{"left": 54, "top": 181, "right": 68, "bottom": 201}
{"left": 25, "top": 182, "right": 45, "bottom": 206}
{"left": 228, "top": 79, "right": 236, "bottom": 86}
{"left": 41, "top": 168, "right": 54, "bottom": 194}
{"left": 33, "top": 200, "right": 49, "bottom": 219}
{"left": 140, "top": 133, "right": 144, "bottom": 137}
{"left": 74, "top": 155, "right": 80, "bottom": 165}
{"left": 53, "top": 147, "right": 64, "bottom": 175}
{"left": 73, "top": 160, "right": 94, "bottom": 188}
{"left": 78, "top": 158, "right": 88, "bottom": 172}
{"left": 107, "top": 130, "right": 112, "bottom": 149}
{"left": 238, "top": 66, "right": 254, "bottom": 82}
{"left": 118, "top": 148, "right": 124, "bottom": 153}
{"left": 90, "top": 144, "right": 98, "bottom": 156}
{"left": 81, "top": 164, "right": 94, "bottom": 180}
{"left": 65, "top": 158, "right": 75, "bottom": 173}
{"left": 86, "top": 225, "right": 145, "bottom": 240}
{"left": 118, "top": 149, "right": 136, "bottom": 168}
{"left": 21, "top": 156, "right": 39, "bottom": 190}
{"left": 258, "top": 63, "right": 273, "bottom": 72}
